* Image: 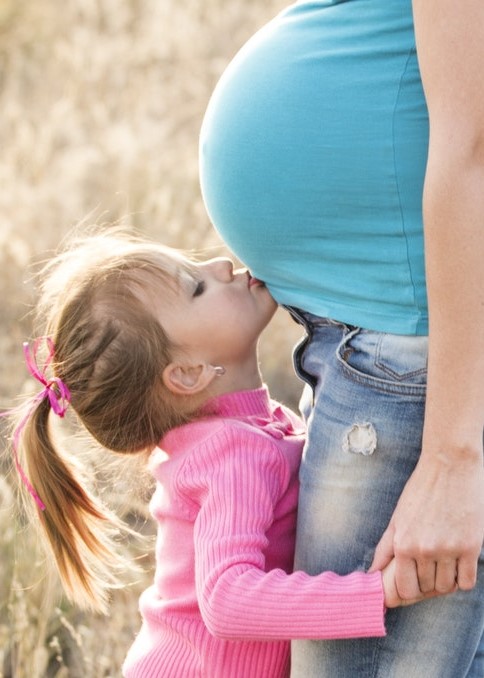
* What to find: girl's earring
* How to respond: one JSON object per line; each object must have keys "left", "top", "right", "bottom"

{"left": 212, "top": 365, "right": 226, "bottom": 376}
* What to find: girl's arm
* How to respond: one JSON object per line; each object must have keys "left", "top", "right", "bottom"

{"left": 189, "top": 427, "right": 386, "bottom": 641}
{"left": 372, "top": 0, "right": 484, "bottom": 599}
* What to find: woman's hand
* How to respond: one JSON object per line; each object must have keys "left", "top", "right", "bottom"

{"left": 381, "top": 557, "right": 454, "bottom": 609}
{"left": 373, "top": 454, "right": 484, "bottom": 600}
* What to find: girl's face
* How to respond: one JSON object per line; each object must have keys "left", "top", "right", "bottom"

{"left": 157, "top": 256, "right": 277, "bottom": 378}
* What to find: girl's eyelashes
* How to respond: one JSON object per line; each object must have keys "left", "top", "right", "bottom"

{"left": 193, "top": 279, "right": 206, "bottom": 297}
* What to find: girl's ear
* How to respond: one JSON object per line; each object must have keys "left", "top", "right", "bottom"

{"left": 162, "top": 362, "right": 216, "bottom": 396}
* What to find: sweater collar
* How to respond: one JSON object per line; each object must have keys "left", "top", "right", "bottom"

{"left": 200, "top": 386, "right": 273, "bottom": 419}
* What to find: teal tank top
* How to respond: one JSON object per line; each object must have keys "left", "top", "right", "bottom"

{"left": 200, "top": 0, "right": 430, "bottom": 335}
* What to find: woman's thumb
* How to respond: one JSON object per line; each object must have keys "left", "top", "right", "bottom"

{"left": 369, "top": 525, "right": 395, "bottom": 572}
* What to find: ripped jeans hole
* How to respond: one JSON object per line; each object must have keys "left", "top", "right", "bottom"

{"left": 343, "top": 422, "right": 377, "bottom": 456}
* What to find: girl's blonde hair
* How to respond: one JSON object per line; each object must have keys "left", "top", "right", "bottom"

{"left": 11, "top": 229, "right": 195, "bottom": 613}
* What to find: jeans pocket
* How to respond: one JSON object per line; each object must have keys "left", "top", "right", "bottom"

{"left": 293, "top": 332, "right": 318, "bottom": 391}
{"left": 337, "top": 329, "right": 428, "bottom": 392}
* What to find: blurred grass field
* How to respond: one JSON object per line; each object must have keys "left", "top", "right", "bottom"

{"left": 0, "top": 1, "right": 303, "bottom": 675}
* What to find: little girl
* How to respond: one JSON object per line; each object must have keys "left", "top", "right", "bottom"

{"left": 7, "top": 231, "right": 428, "bottom": 678}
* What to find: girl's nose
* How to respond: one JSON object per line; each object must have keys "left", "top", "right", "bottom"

{"left": 202, "top": 258, "right": 234, "bottom": 282}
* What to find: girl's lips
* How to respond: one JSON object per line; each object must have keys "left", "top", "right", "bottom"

{"left": 248, "top": 272, "right": 264, "bottom": 288}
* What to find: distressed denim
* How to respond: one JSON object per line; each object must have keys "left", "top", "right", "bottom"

{"left": 288, "top": 310, "right": 484, "bottom": 678}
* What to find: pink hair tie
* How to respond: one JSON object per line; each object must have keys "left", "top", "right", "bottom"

{"left": 22, "top": 338, "right": 71, "bottom": 417}
{"left": 2, "top": 338, "right": 71, "bottom": 511}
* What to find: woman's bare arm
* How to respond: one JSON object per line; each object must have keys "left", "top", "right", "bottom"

{"left": 371, "top": 0, "right": 484, "bottom": 599}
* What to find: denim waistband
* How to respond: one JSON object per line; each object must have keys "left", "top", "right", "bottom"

{"left": 285, "top": 306, "right": 355, "bottom": 333}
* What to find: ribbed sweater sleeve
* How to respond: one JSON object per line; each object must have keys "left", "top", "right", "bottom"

{"left": 178, "top": 424, "right": 386, "bottom": 641}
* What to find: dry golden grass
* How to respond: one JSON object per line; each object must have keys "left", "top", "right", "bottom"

{"left": 0, "top": 1, "right": 302, "bottom": 675}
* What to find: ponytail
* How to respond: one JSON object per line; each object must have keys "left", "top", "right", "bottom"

{"left": 12, "top": 394, "right": 133, "bottom": 614}
{"left": 5, "top": 335, "right": 138, "bottom": 615}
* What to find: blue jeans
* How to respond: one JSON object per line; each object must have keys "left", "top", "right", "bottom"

{"left": 288, "top": 310, "right": 484, "bottom": 678}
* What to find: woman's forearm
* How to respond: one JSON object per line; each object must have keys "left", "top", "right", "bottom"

{"left": 422, "top": 148, "right": 484, "bottom": 459}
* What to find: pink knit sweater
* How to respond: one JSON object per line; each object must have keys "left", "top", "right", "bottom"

{"left": 123, "top": 387, "right": 385, "bottom": 678}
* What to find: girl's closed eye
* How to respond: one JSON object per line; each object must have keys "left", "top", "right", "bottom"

{"left": 193, "top": 280, "right": 206, "bottom": 297}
